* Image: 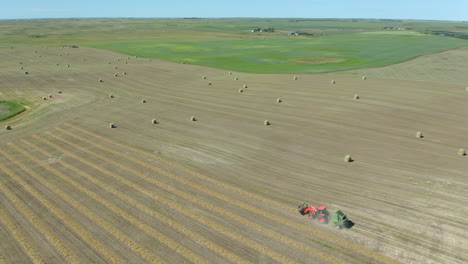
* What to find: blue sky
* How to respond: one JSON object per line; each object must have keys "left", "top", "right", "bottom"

{"left": 1, "top": 0, "right": 467, "bottom": 21}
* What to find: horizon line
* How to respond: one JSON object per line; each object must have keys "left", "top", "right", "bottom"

{"left": 1, "top": 17, "right": 467, "bottom": 23}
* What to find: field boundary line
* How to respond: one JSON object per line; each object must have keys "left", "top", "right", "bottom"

{"left": 22, "top": 139, "right": 251, "bottom": 264}
{"left": 0, "top": 155, "right": 125, "bottom": 264}
{"left": 2, "top": 146, "right": 163, "bottom": 264}
{"left": 63, "top": 123, "right": 402, "bottom": 264}
{"left": 0, "top": 205, "right": 45, "bottom": 264}
{"left": 50, "top": 129, "right": 343, "bottom": 264}
{"left": 0, "top": 179, "right": 82, "bottom": 264}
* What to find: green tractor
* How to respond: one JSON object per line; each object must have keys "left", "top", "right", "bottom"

{"left": 331, "top": 210, "right": 351, "bottom": 229}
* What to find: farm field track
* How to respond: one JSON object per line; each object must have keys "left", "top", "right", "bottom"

{"left": 0, "top": 46, "right": 467, "bottom": 263}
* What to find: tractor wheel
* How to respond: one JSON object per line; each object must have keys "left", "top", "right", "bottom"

{"left": 319, "top": 217, "right": 328, "bottom": 224}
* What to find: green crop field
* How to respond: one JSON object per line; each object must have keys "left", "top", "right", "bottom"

{"left": 89, "top": 33, "right": 466, "bottom": 73}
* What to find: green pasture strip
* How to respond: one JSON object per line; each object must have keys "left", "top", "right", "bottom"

{"left": 0, "top": 101, "right": 26, "bottom": 121}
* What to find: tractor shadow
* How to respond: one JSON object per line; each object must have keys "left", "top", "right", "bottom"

{"left": 344, "top": 220, "right": 355, "bottom": 229}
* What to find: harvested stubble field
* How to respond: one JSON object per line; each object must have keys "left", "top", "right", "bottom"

{"left": 0, "top": 46, "right": 467, "bottom": 264}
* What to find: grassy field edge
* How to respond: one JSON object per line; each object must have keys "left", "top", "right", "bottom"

{"left": 0, "top": 101, "right": 26, "bottom": 122}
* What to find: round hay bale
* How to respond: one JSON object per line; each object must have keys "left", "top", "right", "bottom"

{"left": 114, "top": 73, "right": 118, "bottom": 77}
{"left": 202, "top": 76, "right": 206, "bottom": 79}
{"left": 56, "top": 63, "right": 59, "bottom": 66}
{"left": 19, "top": 62, "right": 22, "bottom": 64}
{"left": 243, "top": 84, "right": 248, "bottom": 88}
{"left": 208, "top": 82, "right": 212, "bottom": 86}
{"left": 354, "top": 94, "right": 360, "bottom": 99}
{"left": 416, "top": 131, "right": 423, "bottom": 138}
{"left": 458, "top": 149, "right": 466, "bottom": 156}
{"left": 59, "top": 54, "right": 62, "bottom": 56}
{"left": 294, "top": 76, "right": 297, "bottom": 80}
{"left": 229, "top": 72, "right": 232, "bottom": 75}
{"left": 109, "top": 123, "right": 116, "bottom": 128}
{"left": 42, "top": 96, "right": 47, "bottom": 100}
{"left": 142, "top": 99, "right": 147, "bottom": 103}
{"left": 331, "top": 80, "right": 336, "bottom": 84}
{"left": 66, "top": 64, "right": 70, "bottom": 68}
{"left": 58, "top": 90, "right": 63, "bottom": 94}
{"left": 191, "top": 116, "right": 197, "bottom": 121}
{"left": 151, "top": 119, "right": 158, "bottom": 124}
{"left": 113, "top": 66, "right": 117, "bottom": 69}
{"left": 181, "top": 62, "right": 185, "bottom": 64}
{"left": 108, "top": 62, "right": 111, "bottom": 64}
{"left": 149, "top": 59, "right": 152, "bottom": 62}
{"left": 125, "top": 61, "right": 128, "bottom": 64}
{"left": 117, "top": 58, "right": 120, "bottom": 61}
{"left": 122, "top": 72, "right": 127, "bottom": 75}
{"left": 239, "top": 89, "right": 244, "bottom": 93}
{"left": 99, "top": 79, "right": 103, "bottom": 83}
{"left": 362, "top": 76, "right": 367, "bottom": 80}
{"left": 235, "top": 77, "right": 238, "bottom": 80}
{"left": 66, "top": 53, "right": 69, "bottom": 55}
{"left": 277, "top": 98, "right": 282, "bottom": 103}
{"left": 109, "top": 94, "right": 115, "bottom": 98}
{"left": 5, "top": 125, "right": 11, "bottom": 131}
{"left": 344, "top": 154, "right": 353, "bottom": 162}
{"left": 264, "top": 120, "right": 271, "bottom": 126}
{"left": 48, "top": 94, "right": 53, "bottom": 98}
{"left": 127, "top": 57, "right": 130, "bottom": 59}
{"left": 24, "top": 72, "right": 29, "bottom": 75}
{"left": 20, "top": 66, "right": 23, "bottom": 70}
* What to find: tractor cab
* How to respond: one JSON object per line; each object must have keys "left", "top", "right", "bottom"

{"left": 317, "top": 206, "right": 328, "bottom": 215}
{"left": 316, "top": 206, "right": 329, "bottom": 224}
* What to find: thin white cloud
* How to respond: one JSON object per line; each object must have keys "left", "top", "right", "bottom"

{"left": 27, "top": 8, "right": 80, "bottom": 13}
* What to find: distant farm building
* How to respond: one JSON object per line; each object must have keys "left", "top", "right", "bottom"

{"left": 251, "top": 27, "right": 275, "bottom": 33}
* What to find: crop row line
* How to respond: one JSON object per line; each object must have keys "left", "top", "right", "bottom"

{"left": 63, "top": 123, "right": 402, "bottom": 264}
{"left": 51, "top": 128, "right": 342, "bottom": 263}
{"left": 40, "top": 133, "right": 298, "bottom": 263}
{"left": 21, "top": 138, "right": 250, "bottom": 264}
{"left": 0, "top": 151, "right": 125, "bottom": 264}
{"left": 0, "top": 199, "right": 45, "bottom": 264}
{"left": 2, "top": 146, "right": 162, "bottom": 264}
{"left": 0, "top": 177, "right": 82, "bottom": 263}
{"left": 9, "top": 143, "right": 170, "bottom": 263}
